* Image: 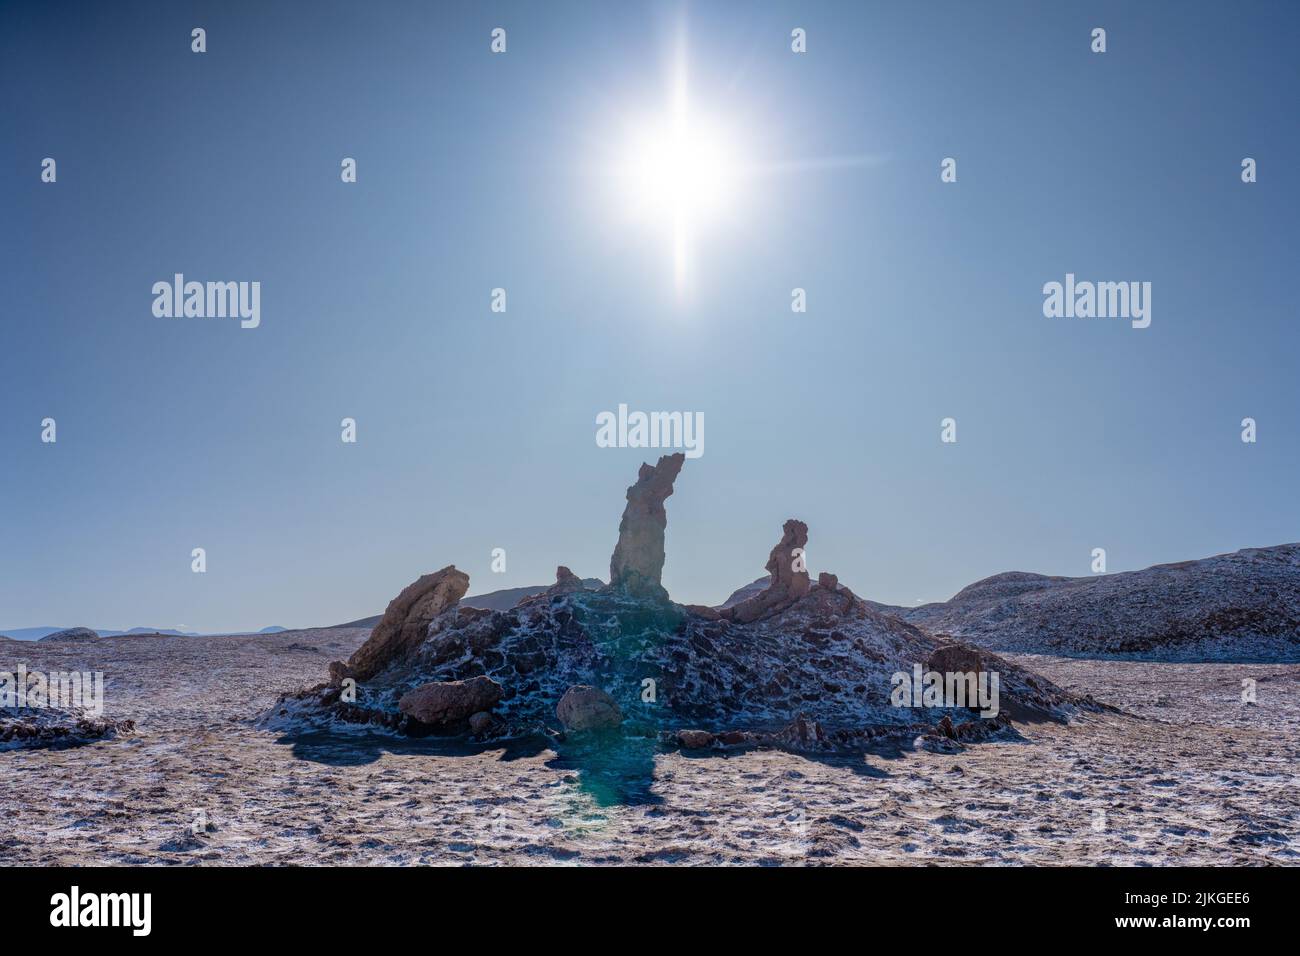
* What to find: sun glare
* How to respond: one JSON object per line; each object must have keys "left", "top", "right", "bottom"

{"left": 612, "top": 44, "right": 743, "bottom": 297}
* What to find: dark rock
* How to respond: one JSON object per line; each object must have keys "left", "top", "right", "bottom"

{"left": 677, "top": 729, "right": 715, "bottom": 749}
{"left": 397, "top": 676, "right": 502, "bottom": 726}
{"left": 468, "top": 711, "right": 496, "bottom": 735}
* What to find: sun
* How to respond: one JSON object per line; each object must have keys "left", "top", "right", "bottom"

{"left": 611, "top": 50, "right": 743, "bottom": 297}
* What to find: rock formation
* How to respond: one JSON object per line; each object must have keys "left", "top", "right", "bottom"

{"left": 608, "top": 452, "right": 685, "bottom": 600}
{"left": 397, "top": 675, "right": 502, "bottom": 727}
{"left": 342, "top": 565, "right": 469, "bottom": 681}
{"left": 728, "top": 519, "right": 811, "bottom": 623}
{"left": 272, "top": 457, "right": 1104, "bottom": 753}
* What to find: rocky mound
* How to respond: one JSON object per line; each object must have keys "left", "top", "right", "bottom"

{"left": 0, "top": 705, "right": 134, "bottom": 750}
{"left": 270, "top": 457, "right": 1103, "bottom": 753}
{"left": 899, "top": 546, "right": 1300, "bottom": 660}
{"left": 37, "top": 627, "right": 100, "bottom": 643}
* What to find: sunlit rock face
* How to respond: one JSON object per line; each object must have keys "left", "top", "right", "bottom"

{"left": 608, "top": 453, "right": 685, "bottom": 601}
{"left": 342, "top": 566, "right": 469, "bottom": 682}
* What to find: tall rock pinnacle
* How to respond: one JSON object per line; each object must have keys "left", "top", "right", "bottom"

{"left": 609, "top": 452, "right": 686, "bottom": 600}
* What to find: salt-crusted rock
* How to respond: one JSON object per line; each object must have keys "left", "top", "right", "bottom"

{"left": 730, "top": 519, "right": 811, "bottom": 623}
{"left": 347, "top": 566, "right": 469, "bottom": 680}
{"left": 897, "top": 545, "right": 1300, "bottom": 660}
{"left": 1, "top": 705, "right": 133, "bottom": 750}
{"left": 398, "top": 676, "right": 502, "bottom": 726}
{"left": 608, "top": 453, "right": 685, "bottom": 600}
{"left": 556, "top": 685, "right": 622, "bottom": 730}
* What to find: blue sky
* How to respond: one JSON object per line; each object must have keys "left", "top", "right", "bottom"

{"left": 3, "top": 1, "right": 1298, "bottom": 633}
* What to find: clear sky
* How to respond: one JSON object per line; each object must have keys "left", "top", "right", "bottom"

{"left": 3, "top": 1, "right": 1298, "bottom": 633}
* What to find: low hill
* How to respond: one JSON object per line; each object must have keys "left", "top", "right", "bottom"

{"left": 896, "top": 544, "right": 1300, "bottom": 660}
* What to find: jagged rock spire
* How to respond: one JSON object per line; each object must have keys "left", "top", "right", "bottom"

{"left": 609, "top": 452, "right": 686, "bottom": 600}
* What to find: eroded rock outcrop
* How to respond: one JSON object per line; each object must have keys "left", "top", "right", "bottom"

{"left": 272, "top": 457, "right": 1104, "bottom": 753}
{"left": 343, "top": 565, "right": 469, "bottom": 681}
{"left": 728, "top": 519, "right": 811, "bottom": 623}
{"left": 608, "top": 452, "right": 685, "bottom": 600}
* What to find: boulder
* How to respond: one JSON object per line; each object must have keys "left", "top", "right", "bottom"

{"left": 730, "top": 519, "right": 811, "bottom": 623}
{"left": 398, "top": 676, "right": 503, "bottom": 726}
{"left": 347, "top": 566, "right": 470, "bottom": 681}
{"left": 609, "top": 453, "right": 685, "bottom": 599}
{"left": 327, "top": 660, "right": 353, "bottom": 685}
{"left": 926, "top": 642, "right": 983, "bottom": 678}
{"left": 684, "top": 604, "right": 722, "bottom": 621}
{"left": 468, "top": 711, "right": 496, "bottom": 735}
{"left": 556, "top": 685, "right": 622, "bottom": 730}
{"left": 818, "top": 572, "right": 839, "bottom": 591}
{"left": 677, "top": 729, "right": 715, "bottom": 749}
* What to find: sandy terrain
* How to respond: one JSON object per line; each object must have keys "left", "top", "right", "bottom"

{"left": 1, "top": 630, "right": 1296, "bottom": 865}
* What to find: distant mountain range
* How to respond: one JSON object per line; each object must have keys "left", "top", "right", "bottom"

{"left": 0, "top": 624, "right": 288, "bottom": 642}
{"left": 10, "top": 543, "right": 1298, "bottom": 661}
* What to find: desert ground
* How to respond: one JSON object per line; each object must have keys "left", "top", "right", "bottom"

{"left": 1, "top": 629, "right": 1296, "bottom": 866}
